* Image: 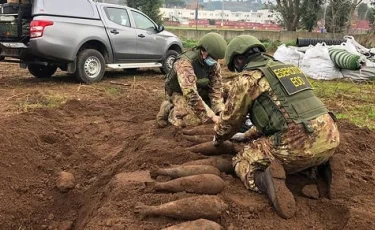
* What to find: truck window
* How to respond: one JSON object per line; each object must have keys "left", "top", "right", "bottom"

{"left": 104, "top": 7, "right": 130, "bottom": 27}
{"left": 131, "top": 11, "right": 155, "bottom": 31}
{"left": 43, "top": 0, "right": 98, "bottom": 18}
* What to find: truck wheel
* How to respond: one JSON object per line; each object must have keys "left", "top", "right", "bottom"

{"left": 28, "top": 64, "right": 57, "bottom": 78}
{"left": 75, "top": 49, "right": 105, "bottom": 84}
{"left": 160, "top": 50, "right": 179, "bottom": 74}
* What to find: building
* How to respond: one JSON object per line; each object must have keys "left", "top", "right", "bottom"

{"left": 160, "top": 7, "right": 278, "bottom": 24}
{"left": 351, "top": 20, "right": 372, "bottom": 34}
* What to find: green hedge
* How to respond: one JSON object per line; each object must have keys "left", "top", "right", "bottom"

{"left": 182, "top": 38, "right": 296, "bottom": 52}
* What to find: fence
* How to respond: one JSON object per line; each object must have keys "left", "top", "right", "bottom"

{"left": 166, "top": 28, "right": 375, "bottom": 47}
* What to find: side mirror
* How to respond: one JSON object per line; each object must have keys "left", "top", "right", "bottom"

{"left": 157, "top": 24, "right": 165, "bottom": 33}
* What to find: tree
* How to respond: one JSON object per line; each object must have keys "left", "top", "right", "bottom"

{"left": 268, "top": 0, "right": 324, "bottom": 31}
{"left": 325, "top": 0, "right": 351, "bottom": 33}
{"left": 367, "top": 7, "right": 375, "bottom": 23}
{"left": 127, "top": 0, "right": 163, "bottom": 24}
{"left": 164, "top": 0, "right": 185, "bottom": 8}
{"left": 346, "top": 0, "right": 363, "bottom": 33}
{"left": 358, "top": 2, "right": 369, "bottom": 20}
{"left": 274, "top": 0, "right": 302, "bottom": 31}
{"left": 300, "top": 0, "right": 324, "bottom": 32}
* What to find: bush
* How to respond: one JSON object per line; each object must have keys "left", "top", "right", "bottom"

{"left": 181, "top": 38, "right": 296, "bottom": 53}
{"left": 262, "top": 40, "right": 296, "bottom": 53}
{"left": 259, "top": 38, "right": 272, "bottom": 43}
{"left": 262, "top": 40, "right": 282, "bottom": 52}
{"left": 182, "top": 39, "right": 197, "bottom": 49}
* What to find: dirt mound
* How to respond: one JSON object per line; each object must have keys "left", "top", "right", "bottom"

{"left": 0, "top": 66, "right": 374, "bottom": 229}
{"left": 0, "top": 95, "right": 374, "bottom": 229}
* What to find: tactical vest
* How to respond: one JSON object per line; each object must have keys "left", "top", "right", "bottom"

{"left": 246, "top": 58, "right": 328, "bottom": 136}
{"left": 165, "top": 50, "right": 215, "bottom": 96}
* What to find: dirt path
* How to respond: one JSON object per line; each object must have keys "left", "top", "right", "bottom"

{"left": 0, "top": 63, "right": 374, "bottom": 230}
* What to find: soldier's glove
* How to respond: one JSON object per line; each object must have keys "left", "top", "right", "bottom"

{"left": 230, "top": 132, "right": 247, "bottom": 142}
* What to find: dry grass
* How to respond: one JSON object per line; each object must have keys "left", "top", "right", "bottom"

{"left": 10, "top": 91, "right": 67, "bottom": 113}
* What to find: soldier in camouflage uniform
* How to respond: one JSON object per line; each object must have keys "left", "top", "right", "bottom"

{"left": 213, "top": 35, "right": 340, "bottom": 219}
{"left": 156, "top": 32, "right": 227, "bottom": 128}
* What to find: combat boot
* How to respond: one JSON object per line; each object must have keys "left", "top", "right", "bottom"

{"left": 254, "top": 161, "right": 296, "bottom": 219}
{"left": 318, "top": 154, "right": 349, "bottom": 199}
{"left": 156, "top": 101, "right": 172, "bottom": 128}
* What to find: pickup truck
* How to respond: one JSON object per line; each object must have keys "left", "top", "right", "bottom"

{"left": 0, "top": 0, "right": 183, "bottom": 83}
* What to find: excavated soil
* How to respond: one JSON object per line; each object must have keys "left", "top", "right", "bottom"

{"left": 0, "top": 63, "right": 375, "bottom": 230}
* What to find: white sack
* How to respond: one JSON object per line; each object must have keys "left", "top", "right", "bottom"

{"left": 274, "top": 44, "right": 305, "bottom": 67}
{"left": 300, "top": 43, "right": 343, "bottom": 80}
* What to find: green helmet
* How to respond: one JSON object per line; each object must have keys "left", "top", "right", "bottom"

{"left": 197, "top": 32, "right": 227, "bottom": 60}
{"left": 225, "top": 35, "right": 266, "bottom": 71}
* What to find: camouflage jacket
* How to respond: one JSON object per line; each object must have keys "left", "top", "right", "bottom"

{"left": 214, "top": 68, "right": 339, "bottom": 145}
{"left": 174, "top": 57, "right": 225, "bottom": 123}
{"left": 214, "top": 70, "right": 266, "bottom": 142}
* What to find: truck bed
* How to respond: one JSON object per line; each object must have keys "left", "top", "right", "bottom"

{"left": 0, "top": 2, "right": 32, "bottom": 42}
{"left": 0, "top": 16, "right": 30, "bottom": 42}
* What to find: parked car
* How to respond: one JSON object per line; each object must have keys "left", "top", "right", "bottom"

{"left": 0, "top": 0, "right": 183, "bottom": 83}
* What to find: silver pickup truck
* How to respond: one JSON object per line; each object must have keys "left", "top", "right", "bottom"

{"left": 0, "top": 0, "right": 183, "bottom": 83}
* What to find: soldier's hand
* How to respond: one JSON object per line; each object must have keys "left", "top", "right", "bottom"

{"left": 211, "top": 115, "right": 220, "bottom": 123}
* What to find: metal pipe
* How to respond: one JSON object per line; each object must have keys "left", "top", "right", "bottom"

{"left": 296, "top": 38, "right": 346, "bottom": 47}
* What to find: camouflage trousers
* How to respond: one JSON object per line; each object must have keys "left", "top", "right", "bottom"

{"left": 233, "top": 114, "right": 340, "bottom": 192}
{"left": 168, "top": 93, "right": 203, "bottom": 127}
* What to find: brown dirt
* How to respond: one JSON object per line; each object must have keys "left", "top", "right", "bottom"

{"left": 0, "top": 62, "right": 375, "bottom": 229}
{"left": 301, "top": 184, "right": 320, "bottom": 199}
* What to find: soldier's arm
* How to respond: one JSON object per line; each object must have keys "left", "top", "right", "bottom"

{"left": 208, "top": 64, "right": 225, "bottom": 115}
{"left": 214, "top": 71, "right": 264, "bottom": 143}
{"left": 176, "top": 59, "right": 216, "bottom": 123}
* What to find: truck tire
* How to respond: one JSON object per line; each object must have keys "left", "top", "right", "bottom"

{"left": 28, "top": 64, "right": 57, "bottom": 78}
{"left": 75, "top": 49, "right": 105, "bottom": 84}
{"left": 160, "top": 50, "right": 179, "bottom": 74}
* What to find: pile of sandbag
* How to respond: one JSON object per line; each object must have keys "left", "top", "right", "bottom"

{"left": 300, "top": 43, "right": 344, "bottom": 80}
{"left": 274, "top": 44, "right": 304, "bottom": 67}
{"left": 274, "top": 36, "right": 375, "bottom": 81}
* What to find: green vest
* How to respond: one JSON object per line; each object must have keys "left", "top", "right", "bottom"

{"left": 245, "top": 56, "right": 328, "bottom": 136}
{"left": 165, "top": 50, "right": 215, "bottom": 97}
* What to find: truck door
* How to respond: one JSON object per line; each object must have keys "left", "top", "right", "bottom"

{"left": 101, "top": 6, "right": 137, "bottom": 62}
{"left": 130, "top": 10, "right": 163, "bottom": 62}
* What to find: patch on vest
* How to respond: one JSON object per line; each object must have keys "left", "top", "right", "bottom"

{"left": 269, "top": 64, "right": 312, "bottom": 95}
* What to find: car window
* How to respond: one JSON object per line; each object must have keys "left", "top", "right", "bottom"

{"left": 104, "top": 7, "right": 130, "bottom": 27}
{"left": 131, "top": 11, "right": 155, "bottom": 30}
